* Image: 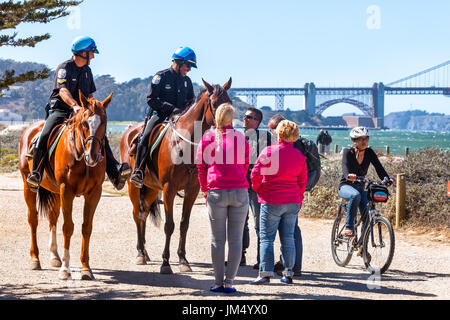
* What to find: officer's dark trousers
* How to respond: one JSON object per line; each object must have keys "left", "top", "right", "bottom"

{"left": 33, "top": 108, "right": 118, "bottom": 177}
{"left": 33, "top": 109, "right": 71, "bottom": 172}
{"left": 139, "top": 113, "right": 165, "bottom": 150}
{"left": 135, "top": 113, "right": 166, "bottom": 170}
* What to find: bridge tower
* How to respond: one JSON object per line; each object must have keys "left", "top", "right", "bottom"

{"left": 371, "top": 82, "right": 385, "bottom": 128}
{"left": 304, "top": 82, "right": 316, "bottom": 114}
{"left": 246, "top": 94, "right": 257, "bottom": 107}
{"left": 275, "top": 94, "right": 285, "bottom": 111}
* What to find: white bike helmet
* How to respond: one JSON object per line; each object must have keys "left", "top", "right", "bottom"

{"left": 350, "top": 126, "right": 370, "bottom": 139}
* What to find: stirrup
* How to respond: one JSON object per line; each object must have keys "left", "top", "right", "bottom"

{"left": 130, "top": 169, "right": 144, "bottom": 189}
{"left": 26, "top": 172, "right": 42, "bottom": 193}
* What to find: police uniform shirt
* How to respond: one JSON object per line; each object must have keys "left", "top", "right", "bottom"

{"left": 50, "top": 59, "right": 96, "bottom": 110}
{"left": 147, "top": 67, "right": 194, "bottom": 115}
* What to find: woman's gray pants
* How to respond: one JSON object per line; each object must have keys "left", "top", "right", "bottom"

{"left": 207, "top": 189, "right": 249, "bottom": 286}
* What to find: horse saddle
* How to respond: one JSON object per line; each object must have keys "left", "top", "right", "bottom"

{"left": 128, "top": 122, "right": 169, "bottom": 158}
{"left": 26, "top": 124, "right": 66, "bottom": 160}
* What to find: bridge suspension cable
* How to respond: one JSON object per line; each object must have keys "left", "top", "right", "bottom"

{"left": 387, "top": 60, "right": 450, "bottom": 87}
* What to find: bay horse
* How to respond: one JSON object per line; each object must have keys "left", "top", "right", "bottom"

{"left": 19, "top": 92, "right": 113, "bottom": 280}
{"left": 120, "top": 78, "right": 232, "bottom": 274}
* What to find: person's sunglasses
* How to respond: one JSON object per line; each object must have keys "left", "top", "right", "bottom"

{"left": 244, "top": 114, "right": 257, "bottom": 121}
{"left": 357, "top": 137, "right": 370, "bottom": 142}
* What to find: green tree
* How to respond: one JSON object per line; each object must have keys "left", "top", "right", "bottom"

{"left": 0, "top": 0, "right": 82, "bottom": 95}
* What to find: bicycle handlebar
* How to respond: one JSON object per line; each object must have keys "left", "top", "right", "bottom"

{"left": 355, "top": 176, "right": 394, "bottom": 187}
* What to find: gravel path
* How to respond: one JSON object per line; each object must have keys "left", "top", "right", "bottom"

{"left": 0, "top": 171, "right": 449, "bottom": 300}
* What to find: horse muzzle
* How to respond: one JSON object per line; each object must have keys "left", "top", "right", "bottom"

{"left": 84, "top": 150, "right": 103, "bottom": 167}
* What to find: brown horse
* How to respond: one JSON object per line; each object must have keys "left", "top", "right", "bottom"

{"left": 120, "top": 78, "right": 232, "bottom": 274}
{"left": 19, "top": 92, "right": 113, "bottom": 280}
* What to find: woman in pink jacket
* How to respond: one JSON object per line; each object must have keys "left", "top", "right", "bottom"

{"left": 196, "top": 103, "right": 250, "bottom": 294}
{"left": 249, "top": 120, "right": 307, "bottom": 285}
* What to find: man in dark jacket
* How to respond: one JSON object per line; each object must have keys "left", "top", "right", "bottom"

{"left": 26, "top": 36, "right": 130, "bottom": 192}
{"left": 130, "top": 47, "right": 196, "bottom": 188}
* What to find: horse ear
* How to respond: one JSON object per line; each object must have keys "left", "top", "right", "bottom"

{"left": 202, "top": 78, "right": 214, "bottom": 95}
{"left": 79, "top": 90, "right": 89, "bottom": 109}
{"left": 102, "top": 92, "right": 114, "bottom": 109}
{"left": 223, "top": 77, "right": 232, "bottom": 91}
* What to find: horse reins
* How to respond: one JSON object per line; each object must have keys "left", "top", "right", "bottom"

{"left": 71, "top": 120, "right": 105, "bottom": 196}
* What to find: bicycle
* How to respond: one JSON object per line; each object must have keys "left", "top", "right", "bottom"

{"left": 331, "top": 177, "right": 395, "bottom": 274}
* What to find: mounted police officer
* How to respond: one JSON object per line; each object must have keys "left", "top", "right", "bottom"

{"left": 26, "top": 36, "right": 131, "bottom": 192}
{"left": 130, "top": 46, "right": 197, "bottom": 188}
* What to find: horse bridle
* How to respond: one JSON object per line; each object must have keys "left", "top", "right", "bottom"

{"left": 72, "top": 120, "right": 105, "bottom": 166}
{"left": 201, "top": 93, "right": 216, "bottom": 126}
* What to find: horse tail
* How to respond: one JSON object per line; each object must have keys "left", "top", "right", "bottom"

{"left": 138, "top": 186, "right": 161, "bottom": 228}
{"left": 149, "top": 196, "right": 161, "bottom": 228}
{"left": 37, "top": 187, "right": 58, "bottom": 219}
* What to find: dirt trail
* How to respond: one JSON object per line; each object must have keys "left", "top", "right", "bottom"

{"left": 0, "top": 171, "right": 448, "bottom": 300}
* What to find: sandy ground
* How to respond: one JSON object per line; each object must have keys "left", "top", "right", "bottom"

{"left": 0, "top": 171, "right": 449, "bottom": 300}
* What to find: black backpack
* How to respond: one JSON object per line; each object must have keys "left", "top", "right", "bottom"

{"left": 294, "top": 137, "right": 321, "bottom": 191}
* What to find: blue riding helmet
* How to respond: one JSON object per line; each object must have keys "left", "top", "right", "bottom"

{"left": 72, "top": 36, "right": 99, "bottom": 54}
{"left": 172, "top": 46, "right": 197, "bottom": 68}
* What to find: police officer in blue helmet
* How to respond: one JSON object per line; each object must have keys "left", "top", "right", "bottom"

{"left": 130, "top": 46, "right": 196, "bottom": 188}
{"left": 26, "top": 36, "right": 131, "bottom": 192}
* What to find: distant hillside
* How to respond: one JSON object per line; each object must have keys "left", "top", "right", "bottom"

{"left": 0, "top": 58, "right": 322, "bottom": 125}
{"left": 385, "top": 110, "right": 450, "bottom": 131}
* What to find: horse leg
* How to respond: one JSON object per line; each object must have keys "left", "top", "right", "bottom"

{"left": 80, "top": 186, "right": 102, "bottom": 280}
{"left": 161, "top": 185, "right": 176, "bottom": 274}
{"left": 59, "top": 188, "right": 75, "bottom": 280}
{"left": 177, "top": 186, "right": 199, "bottom": 272}
{"left": 48, "top": 196, "right": 62, "bottom": 268}
{"left": 129, "top": 183, "right": 150, "bottom": 265}
{"left": 24, "top": 185, "right": 41, "bottom": 270}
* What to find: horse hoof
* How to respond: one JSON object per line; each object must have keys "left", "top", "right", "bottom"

{"left": 160, "top": 265, "right": 173, "bottom": 275}
{"left": 58, "top": 271, "right": 71, "bottom": 280}
{"left": 31, "top": 261, "right": 41, "bottom": 270}
{"left": 50, "top": 258, "right": 62, "bottom": 268}
{"left": 144, "top": 251, "right": 151, "bottom": 263}
{"left": 81, "top": 270, "right": 95, "bottom": 281}
{"left": 179, "top": 264, "right": 192, "bottom": 273}
{"left": 136, "top": 256, "right": 147, "bottom": 265}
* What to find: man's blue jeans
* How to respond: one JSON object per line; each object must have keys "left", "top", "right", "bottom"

{"left": 338, "top": 184, "right": 369, "bottom": 231}
{"left": 259, "top": 203, "right": 301, "bottom": 278}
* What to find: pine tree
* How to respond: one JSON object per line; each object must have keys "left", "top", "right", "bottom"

{"left": 0, "top": 0, "right": 82, "bottom": 96}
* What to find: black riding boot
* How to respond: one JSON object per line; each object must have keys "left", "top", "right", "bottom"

{"left": 105, "top": 138, "right": 131, "bottom": 191}
{"left": 26, "top": 147, "right": 46, "bottom": 193}
{"left": 130, "top": 143, "right": 148, "bottom": 189}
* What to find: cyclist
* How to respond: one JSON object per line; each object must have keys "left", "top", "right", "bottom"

{"left": 339, "top": 127, "right": 392, "bottom": 237}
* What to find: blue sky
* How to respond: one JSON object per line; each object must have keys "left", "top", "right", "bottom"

{"left": 1, "top": 0, "right": 449, "bottom": 115}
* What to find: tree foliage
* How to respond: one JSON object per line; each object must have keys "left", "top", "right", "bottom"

{"left": 0, "top": 0, "right": 82, "bottom": 94}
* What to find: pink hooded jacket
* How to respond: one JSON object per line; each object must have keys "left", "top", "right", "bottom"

{"left": 196, "top": 125, "right": 251, "bottom": 193}
{"left": 251, "top": 140, "right": 307, "bottom": 205}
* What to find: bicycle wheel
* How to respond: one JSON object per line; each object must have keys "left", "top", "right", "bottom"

{"left": 362, "top": 216, "right": 395, "bottom": 274}
{"left": 331, "top": 205, "right": 353, "bottom": 267}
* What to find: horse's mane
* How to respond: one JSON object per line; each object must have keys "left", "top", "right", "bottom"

{"left": 178, "top": 85, "right": 222, "bottom": 116}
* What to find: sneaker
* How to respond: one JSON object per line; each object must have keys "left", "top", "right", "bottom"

{"left": 280, "top": 276, "right": 293, "bottom": 284}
